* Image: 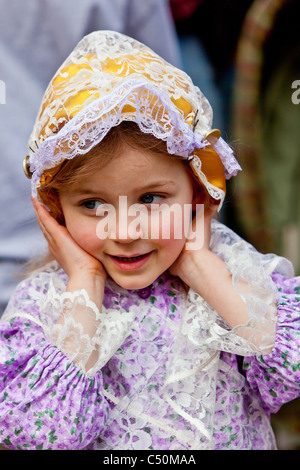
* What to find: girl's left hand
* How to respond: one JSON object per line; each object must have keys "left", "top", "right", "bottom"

{"left": 170, "top": 204, "right": 253, "bottom": 331}
{"left": 169, "top": 205, "right": 217, "bottom": 285}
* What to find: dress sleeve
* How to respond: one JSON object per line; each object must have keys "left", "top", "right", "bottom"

{"left": 242, "top": 273, "right": 300, "bottom": 413}
{"left": 0, "top": 315, "right": 109, "bottom": 450}
{"left": 37, "top": 276, "right": 136, "bottom": 377}
{"left": 0, "top": 265, "right": 124, "bottom": 450}
{"left": 209, "top": 220, "right": 296, "bottom": 355}
{"left": 0, "top": 263, "right": 137, "bottom": 450}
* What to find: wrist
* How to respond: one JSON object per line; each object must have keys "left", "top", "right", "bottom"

{"left": 176, "top": 249, "right": 221, "bottom": 290}
{"left": 181, "top": 249, "right": 250, "bottom": 329}
{"left": 67, "top": 270, "right": 106, "bottom": 308}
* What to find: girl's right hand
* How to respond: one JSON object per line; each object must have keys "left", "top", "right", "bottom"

{"left": 32, "top": 197, "right": 107, "bottom": 287}
{"left": 32, "top": 197, "right": 107, "bottom": 372}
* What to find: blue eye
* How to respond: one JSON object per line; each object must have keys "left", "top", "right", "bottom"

{"left": 140, "top": 194, "right": 162, "bottom": 204}
{"left": 82, "top": 200, "right": 103, "bottom": 210}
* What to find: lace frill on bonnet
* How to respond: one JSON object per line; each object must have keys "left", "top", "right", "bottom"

{"left": 26, "top": 30, "right": 241, "bottom": 206}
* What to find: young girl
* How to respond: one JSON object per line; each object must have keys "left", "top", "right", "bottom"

{"left": 0, "top": 30, "right": 299, "bottom": 450}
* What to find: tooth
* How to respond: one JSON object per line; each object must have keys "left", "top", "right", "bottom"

{"left": 114, "top": 253, "right": 149, "bottom": 262}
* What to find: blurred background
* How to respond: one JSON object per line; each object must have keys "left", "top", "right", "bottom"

{"left": 0, "top": 0, "right": 299, "bottom": 450}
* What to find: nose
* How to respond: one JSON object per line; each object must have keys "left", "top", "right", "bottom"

{"left": 96, "top": 196, "right": 148, "bottom": 242}
{"left": 112, "top": 207, "right": 145, "bottom": 243}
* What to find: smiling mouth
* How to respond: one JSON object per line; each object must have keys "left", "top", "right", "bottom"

{"left": 108, "top": 251, "right": 153, "bottom": 270}
{"left": 113, "top": 254, "right": 149, "bottom": 261}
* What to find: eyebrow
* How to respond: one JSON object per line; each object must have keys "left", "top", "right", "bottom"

{"left": 72, "top": 180, "right": 177, "bottom": 195}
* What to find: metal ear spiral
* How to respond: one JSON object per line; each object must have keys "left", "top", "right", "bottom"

{"left": 203, "top": 129, "right": 221, "bottom": 145}
{"left": 23, "top": 155, "right": 32, "bottom": 179}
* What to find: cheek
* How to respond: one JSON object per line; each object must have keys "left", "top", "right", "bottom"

{"left": 150, "top": 212, "right": 187, "bottom": 256}
{"left": 149, "top": 204, "right": 191, "bottom": 241}
{"left": 155, "top": 236, "right": 186, "bottom": 270}
{"left": 66, "top": 217, "right": 105, "bottom": 253}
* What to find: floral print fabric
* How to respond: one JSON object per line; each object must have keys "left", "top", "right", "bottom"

{"left": 0, "top": 265, "right": 299, "bottom": 450}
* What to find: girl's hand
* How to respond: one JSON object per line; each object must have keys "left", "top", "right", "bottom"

{"left": 170, "top": 204, "right": 251, "bottom": 330}
{"left": 169, "top": 205, "right": 217, "bottom": 286}
{"left": 32, "top": 197, "right": 107, "bottom": 370}
{"left": 32, "top": 197, "right": 107, "bottom": 285}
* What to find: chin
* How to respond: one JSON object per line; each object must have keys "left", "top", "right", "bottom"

{"left": 110, "top": 272, "right": 161, "bottom": 290}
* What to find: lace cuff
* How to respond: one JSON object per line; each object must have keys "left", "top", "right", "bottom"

{"left": 40, "top": 279, "right": 135, "bottom": 377}
{"left": 185, "top": 240, "right": 278, "bottom": 356}
{"left": 226, "top": 241, "right": 278, "bottom": 354}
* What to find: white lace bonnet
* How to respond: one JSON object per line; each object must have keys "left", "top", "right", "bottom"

{"left": 24, "top": 30, "right": 241, "bottom": 208}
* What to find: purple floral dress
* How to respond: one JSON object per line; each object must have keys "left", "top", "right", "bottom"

{"left": 0, "top": 223, "right": 299, "bottom": 450}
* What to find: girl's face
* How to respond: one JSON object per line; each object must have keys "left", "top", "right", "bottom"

{"left": 59, "top": 143, "right": 195, "bottom": 290}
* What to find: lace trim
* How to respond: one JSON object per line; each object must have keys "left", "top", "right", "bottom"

{"left": 30, "top": 79, "right": 206, "bottom": 195}
{"left": 95, "top": 296, "right": 221, "bottom": 449}
{"left": 1, "top": 312, "right": 44, "bottom": 328}
{"left": 102, "top": 388, "right": 203, "bottom": 448}
{"left": 189, "top": 154, "right": 225, "bottom": 208}
{"left": 38, "top": 279, "right": 136, "bottom": 377}
{"left": 211, "top": 219, "right": 295, "bottom": 278}
{"left": 210, "top": 231, "right": 278, "bottom": 354}
{"left": 28, "top": 30, "right": 241, "bottom": 201}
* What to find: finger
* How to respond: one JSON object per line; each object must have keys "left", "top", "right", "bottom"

{"left": 32, "top": 198, "right": 80, "bottom": 269}
{"left": 32, "top": 198, "right": 50, "bottom": 235}
{"left": 32, "top": 197, "right": 56, "bottom": 243}
{"left": 32, "top": 197, "right": 66, "bottom": 236}
{"left": 31, "top": 197, "right": 70, "bottom": 254}
{"left": 188, "top": 205, "right": 214, "bottom": 250}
